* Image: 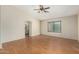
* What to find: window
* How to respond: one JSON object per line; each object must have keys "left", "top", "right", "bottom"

{"left": 48, "top": 21, "right": 61, "bottom": 33}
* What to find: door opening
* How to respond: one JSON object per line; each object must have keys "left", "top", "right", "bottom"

{"left": 25, "top": 21, "right": 31, "bottom": 38}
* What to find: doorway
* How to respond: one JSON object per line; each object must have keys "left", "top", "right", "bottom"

{"left": 25, "top": 21, "right": 31, "bottom": 37}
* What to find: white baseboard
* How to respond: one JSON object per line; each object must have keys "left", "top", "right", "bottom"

{"left": 1, "top": 35, "right": 25, "bottom": 43}
{"left": 31, "top": 34, "right": 40, "bottom": 36}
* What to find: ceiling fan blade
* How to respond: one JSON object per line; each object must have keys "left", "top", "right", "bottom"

{"left": 45, "top": 7, "right": 50, "bottom": 9}
{"left": 44, "top": 11, "right": 49, "bottom": 13}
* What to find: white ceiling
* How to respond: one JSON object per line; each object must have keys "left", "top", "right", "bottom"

{"left": 14, "top": 5, "right": 79, "bottom": 20}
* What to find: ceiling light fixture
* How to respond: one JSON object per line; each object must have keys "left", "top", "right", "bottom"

{"left": 34, "top": 5, "right": 50, "bottom": 13}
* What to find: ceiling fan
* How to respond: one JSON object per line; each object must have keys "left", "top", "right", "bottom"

{"left": 34, "top": 5, "right": 50, "bottom": 13}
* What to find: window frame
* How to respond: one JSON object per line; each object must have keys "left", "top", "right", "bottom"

{"left": 48, "top": 21, "right": 61, "bottom": 33}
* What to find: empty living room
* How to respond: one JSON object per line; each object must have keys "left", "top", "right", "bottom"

{"left": 0, "top": 5, "right": 79, "bottom": 54}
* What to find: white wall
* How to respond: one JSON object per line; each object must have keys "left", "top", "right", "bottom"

{"left": 78, "top": 15, "right": 79, "bottom": 41}
{"left": 31, "top": 19, "right": 40, "bottom": 36}
{"left": 1, "top": 6, "right": 40, "bottom": 43}
{"left": 0, "top": 6, "right": 2, "bottom": 48}
{"left": 41, "top": 15, "right": 78, "bottom": 40}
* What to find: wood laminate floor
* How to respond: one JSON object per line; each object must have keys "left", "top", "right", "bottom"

{"left": 0, "top": 35, "right": 79, "bottom": 54}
